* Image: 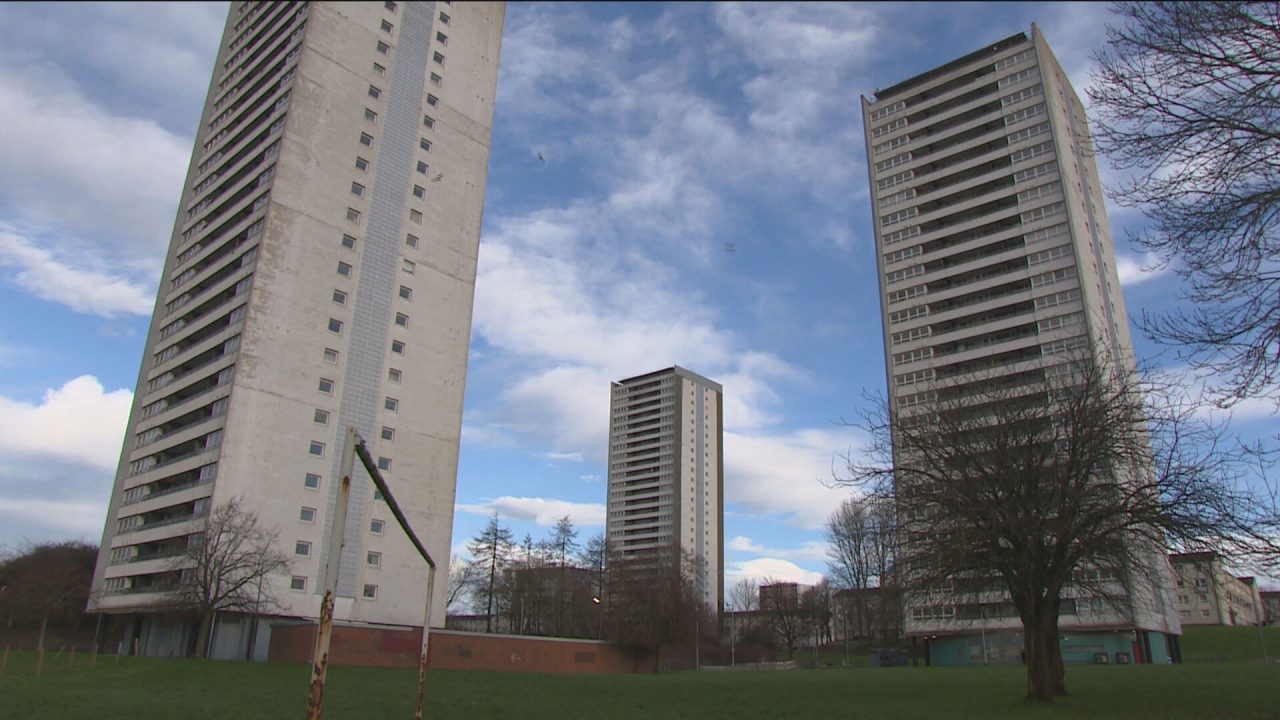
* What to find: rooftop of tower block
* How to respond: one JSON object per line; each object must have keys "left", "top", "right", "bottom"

{"left": 872, "top": 30, "right": 1028, "bottom": 102}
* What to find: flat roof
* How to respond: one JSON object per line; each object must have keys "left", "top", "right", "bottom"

{"left": 615, "top": 365, "right": 723, "bottom": 392}
{"left": 873, "top": 31, "right": 1029, "bottom": 101}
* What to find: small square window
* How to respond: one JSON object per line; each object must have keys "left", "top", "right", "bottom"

{"left": 363, "top": 583, "right": 378, "bottom": 599}
{"left": 351, "top": 182, "right": 365, "bottom": 197}
{"left": 381, "top": 20, "right": 394, "bottom": 33}
{"left": 439, "top": 12, "right": 449, "bottom": 24}
{"left": 314, "top": 409, "right": 330, "bottom": 424}
{"left": 388, "top": 368, "right": 402, "bottom": 383}
{"left": 290, "top": 576, "right": 307, "bottom": 591}
{"left": 355, "top": 157, "right": 369, "bottom": 172}
{"left": 430, "top": 73, "right": 442, "bottom": 86}
{"left": 384, "top": 397, "right": 398, "bottom": 412}
{"left": 436, "top": 31, "right": 448, "bottom": 45}
{"left": 377, "top": 456, "right": 392, "bottom": 471}
{"left": 373, "top": 63, "right": 385, "bottom": 77}
{"left": 391, "top": 340, "right": 405, "bottom": 354}
{"left": 338, "top": 261, "right": 353, "bottom": 276}
{"left": 433, "top": 52, "right": 445, "bottom": 65}
{"left": 318, "top": 378, "right": 335, "bottom": 394}
{"left": 342, "top": 233, "right": 357, "bottom": 248}
{"left": 416, "top": 160, "right": 428, "bottom": 174}
{"left": 395, "top": 312, "right": 408, "bottom": 327}
{"left": 376, "top": 41, "right": 390, "bottom": 55}
{"left": 368, "top": 85, "right": 382, "bottom": 100}
{"left": 371, "top": 519, "right": 385, "bottom": 534}
{"left": 365, "top": 108, "right": 378, "bottom": 123}
{"left": 333, "top": 289, "right": 348, "bottom": 305}
{"left": 373, "top": 488, "right": 384, "bottom": 501}
{"left": 368, "top": 551, "right": 382, "bottom": 567}
{"left": 420, "top": 138, "right": 432, "bottom": 152}
{"left": 402, "top": 259, "right": 416, "bottom": 273}
{"left": 346, "top": 208, "right": 361, "bottom": 223}
{"left": 304, "top": 472, "right": 321, "bottom": 489}
{"left": 385, "top": 1, "right": 396, "bottom": 11}
{"left": 409, "top": 210, "right": 422, "bottom": 224}
{"left": 426, "top": 95, "right": 438, "bottom": 108}
{"left": 423, "top": 115, "right": 435, "bottom": 129}
{"left": 309, "top": 440, "right": 325, "bottom": 456}
{"left": 360, "top": 132, "right": 374, "bottom": 146}
{"left": 406, "top": 234, "right": 419, "bottom": 248}
{"left": 411, "top": 185, "right": 425, "bottom": 200}
{"left": 381, "top": 427, "right": 395, "bottom": 441}
{"left": 328, "top": 318, "right": 343, "bottom": 334}
{"left": 300, "top": 506, "right": 317, "bottom": 523}
{"left": 296, "top": 541, "right": 312, "bottom": 556}
{"left": 399, "top": 285, "right": 412, "bottom": 300}
{"left": 323, "top": 348, "right": 339, "bottom": 364}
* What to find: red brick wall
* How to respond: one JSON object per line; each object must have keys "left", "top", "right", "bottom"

{"left": 268, "top": 624, "right": 656, "bottom": 673}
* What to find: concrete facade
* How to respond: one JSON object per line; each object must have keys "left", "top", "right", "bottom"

{"left": 1169, "top": 552, "right": 1264, "bottom": 626}
{"left": 606, "top": 367, "right": 724, "bottom": 612}
{"left": 88, "top": 1, "right": 504, "bottom": 649}
{"left": 860, "top": 26, "right": 1180, "bottom": 661}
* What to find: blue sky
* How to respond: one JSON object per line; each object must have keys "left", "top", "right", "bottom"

{"left": 0, "top": 2, "right": 1272, "bottom": 592}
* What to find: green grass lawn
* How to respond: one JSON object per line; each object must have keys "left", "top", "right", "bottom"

{"left": 3, "top": 629, "right": 1278, "bottom": 720}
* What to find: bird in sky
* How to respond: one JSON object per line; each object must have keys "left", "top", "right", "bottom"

{"left": 537, "top": 151, "right": 545, "bottom": 162}
{"left": 724, "top": 242, "right": 736, "bottom": 253}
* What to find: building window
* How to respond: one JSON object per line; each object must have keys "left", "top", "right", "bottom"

{"left": 439, "top": 12, "right": 449, "bottom": 24}
{"left": 420, "top": 138, "right": 432, "bottom": 152}
{"left": 371, "top": 519, "right": 385, "bottom": 534}
{"left": 409, "top": 210, "right": 422, "bottom": 224}
{"left": 433, "top": 52, "right": 445, "bottom": 66}
{"left": 402, "top": 259, "right": 416, "bottom": 273}
{"left": 360, "top": 132, "right": 374, "bottom": 146}
{"left": 385, "top": 1, "right": 396, "bottom": 11}
{"left": 300, "top": 506, "right": 317, "bottom": 523}
{"left": 426, "top": 94, "right": 438, "bottom": 108}
{"left": 377, "top": 456, "right": 392, "bottom": 471}
{"left": 388, "top": 368, "right": 402, "bottom": 383}
{"left": 423, "top": 115, "right": 435, "bottom": 129}
{"left": 381, "top": 20, "right": 393, "bottom": 33}
{"left": 373, "top": 63, "right": 385, "bottom": 77}
{"left": 399, "top": 285, "right": 412, "bottom": 300}
{"left": 323, "top": 348, "right": 339, "bottom": 364}
{"left": 368, "top": 85, "right": 381, "bottom": 100}
{"left": 346, "top": 208, "right": 361, "bottom": 223}
{"left": 333, "top": 289, "right": 347, "bottom": 305}
{"left": 314, "top": 409, "right": 330, "bottom": 425}
{"left": 384, "top": 397, "right": 398, "bottom": 411}
{"left": 365, "top": 108, "right": 378, "bottom": 124}
{"left": 327, "top": 318, "right": 343, "bottom": 334}
{"left": 318, "top": 378, "right": 335, "bottom": 394}
{"left": 430, "top": 73, "right": 442, "bottom": 86}
{"left": 291, "top": 576, "right": 307, "bottom": 591}
{"left": 295, "top": 541, "right": 312, "bottom": 556}
{"left": 342, "top": 233, "right": 357, "bottom": 248}
{"left": 355, "top": 157, "right": 369, "bottom": 172}
{"left": 1201, "top": 609, "right": 1211, "bottom": 617}
{"left": 373, "top": 488, "right": 384, "bottom": 501}
{"left": 308, "top": 441, "right": 325, "bottom": 457}
{"left": 436, "top": 31, "right": 447, "bottom": 45}
{"left": 395, "top": 312, "right": 408, "bottom": 327}
{"left": 304, "top": 472, "right": 321, "bottom": 489}
{"left": 406, "top": 234, "right": 419, "bottom": 248}
{"left": 376, "top": 41, "right": 390, "bottom": 55}
{"left": 367, "top": 551, "right": 382, "bottom": 567}
{"left": 338, "top": 261, "right": 353, "bottom": 276}
{"left": 381, "top": 427, "right": 395, "bottom": 441}
{"left": 363, "top": 584, "right": 378, "bottom": 599}
{"left": 351, "top": 182, "right": 365, "bottom": 197}
{"left": 391, "top": 340, "right": 405, "bottom": 354}
{"left": 412, "top": 185, "right": 425, "bottom": 199}
{"left": 416, "top": 161, "right": 428, "bottom": 175}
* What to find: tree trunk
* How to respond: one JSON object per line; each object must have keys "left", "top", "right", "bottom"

{"left": 1047, "top": 622, "right": 1067, "bottom": 696}
{"left": 194, "top": 610, "right": 213, "bottom": 659}
{"left": 1023, "top": 613, "right": 1056, "bottom": 702}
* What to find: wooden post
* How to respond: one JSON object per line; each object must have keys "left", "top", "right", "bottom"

{"left": 36, "top": 648, "right": 44, "bottom": 677}
{"left": 305, "top": 427, "right": 355, "bottom": 720}
{"left": 69, "top": 647, "right": 76, "bottom": 670}
{"left": 132, "top": 638, "right": 139, "bottom": 658}
{"left": 414, "top": 565, "right": 436, "bottom": 720}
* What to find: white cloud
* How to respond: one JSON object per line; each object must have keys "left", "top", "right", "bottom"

{"left": 728, "top": 535, "right": 829, "bottom": 562}
{"left": 726, "top": 557, "right": 824, "bottom": 588}
{"left": 0, "top": 228, "right": 154, "bottom": 316}
{"left": 456, "top": 496, "right": 607, "bottom": 528}
{"left": 1115, "top": 251, "right": 1168, "bottom": 286}
{"left": 0, "top": 375, "right": 132, "bottom": 470}
{"left": 543, "top": 451, "right": 585, "bottom": 463}
{"left": 724, "top": 429, "right": 861, "bottom": 529}
{"left": 0, "top": 497, "right": 106, "bottom": 537}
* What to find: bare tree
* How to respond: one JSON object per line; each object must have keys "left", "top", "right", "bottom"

{"left": 825, "top": 496, "right": 896, "bottom": 639}
{"left": 604, "top": 550, "right": 703, "bottom": 668}
{"left": 164, "top": 498, "right": 290, "bottom": 658}
{"left": 841, "top": 356, "right": 1278, "bottom": 702}
{"left": 548, "top": 515, "right": 579, "bottom": 635}
{"left": 1088, "top": 1, "right": 1280, "bottom": 406}
{"left": 466, "top": 512, "right": 513, "bottom": 633}
{"left": 445, "top": 555, "right": 477, "bottom": 613}
{"left": 0, "top": 542, "right": 96, "bottom": 657}
{"left": 727, "top": 577, "right": 759, "bottom": 613}
{"left": 758, "top": 579, "right": 810, "bottom": 660}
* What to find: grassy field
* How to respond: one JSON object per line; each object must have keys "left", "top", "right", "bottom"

{"left": 3, "top": 627, "right": 1277, "bottom": 720}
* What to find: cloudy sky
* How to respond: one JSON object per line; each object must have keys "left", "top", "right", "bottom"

{"left": 0, "top": 2, "right": 1271, "bottom": 592}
